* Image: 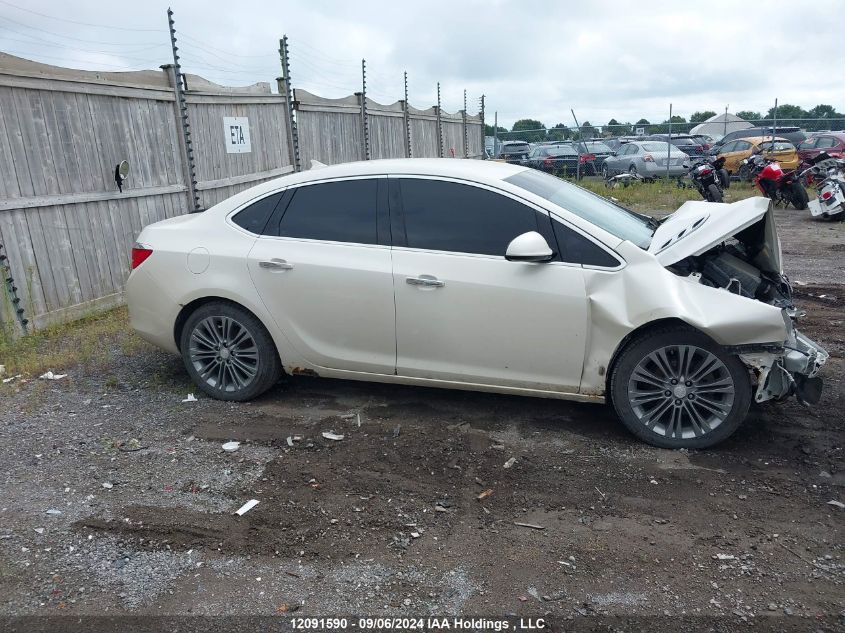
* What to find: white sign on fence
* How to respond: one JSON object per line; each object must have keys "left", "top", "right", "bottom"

{"left": 635, "top": 127, "right": 645, "bottom": 135}
{"left": 223, "top": 117, "right": 251, "bottom": 153}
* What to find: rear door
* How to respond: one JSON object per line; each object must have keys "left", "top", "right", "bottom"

{"left": 389, "top": 177, "right": 588, "bottom": 392}
{"left": 247, "top": 177, "right": 396, "bottom": 374}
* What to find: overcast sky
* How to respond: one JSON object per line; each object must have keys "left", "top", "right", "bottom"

{"left": 1, "top": 0, "right": 843, "bottom": 128}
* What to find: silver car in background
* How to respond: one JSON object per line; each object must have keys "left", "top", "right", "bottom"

{"left": 602, "top": 141, "right": 689, "bottom": 179}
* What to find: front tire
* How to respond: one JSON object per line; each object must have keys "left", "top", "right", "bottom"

{"left": 706, "top": 183, "right": 723, "bottom": 203}
{"left": 180, "top": 302, "right": 282, "bottom": 402}
{"left": 610, "top": 326, "right": 751, "bottom": 449}
{"left": 718, "top": 168, "right": 730, "bottom": 189}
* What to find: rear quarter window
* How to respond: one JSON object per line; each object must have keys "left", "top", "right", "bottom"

{"left": 231, "top": 192, "right": 284, "bottom": 234}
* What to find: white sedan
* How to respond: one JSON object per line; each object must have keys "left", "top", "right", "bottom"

{"left": 126, "top": 158, "right": 827, "bottom": 448}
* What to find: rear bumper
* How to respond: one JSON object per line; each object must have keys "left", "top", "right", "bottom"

{"left": 125, "top": 267, "right": 181, "bottom": 354}
{"left": 642, "top": 162, "right": 687, "bottom": 177}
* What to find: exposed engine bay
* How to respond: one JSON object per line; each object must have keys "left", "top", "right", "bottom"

{"left": 664, "top": 204, "right": 828, "bottom": 405}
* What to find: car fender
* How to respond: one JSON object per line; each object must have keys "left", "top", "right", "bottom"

{"left": 578, "top": 241, "right": 787, "bottom": 395}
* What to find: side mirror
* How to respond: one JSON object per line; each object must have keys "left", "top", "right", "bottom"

{"left": 505, "top": 231, "right": 554, "bottom": 263}
{"left": 610, "top": 150, "right": 617, "bottom": 156}
{"left": 114, "top": 160, "right": 130, "bottom": 192}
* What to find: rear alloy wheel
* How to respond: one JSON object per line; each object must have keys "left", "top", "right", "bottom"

{"left": 789, "top": 182, "right": 809, "bottom": 210}
{"left": 629, "top": 165, "right": 638, "bottom": 176}
{"left": 180, "top": 302, "right": 282, "bottom": 401}
{"left": 610, "top": 327, "right": 751, "bottom": 448}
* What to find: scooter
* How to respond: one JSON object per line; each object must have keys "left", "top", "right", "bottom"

{"left": 800, "top": 152, "right": 845, "bottom": 220}
{"left": 681, "top": 156, "right": 729, "bottom": 202}
{"left": 742, "top": 154, "right": 809, "bottom": 210}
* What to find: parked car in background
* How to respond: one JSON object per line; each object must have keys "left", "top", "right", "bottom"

{"left": 522, "top": 144, "right": 580, "bottom": 176}
{"left": 601, "top": 141, "right": 689, "bottom": 178}
{"left": 572, "top": 140, "right": 615, "bottom": 175}
{"left": 689, "top": 134, "right": 716, "bottom": 151}
{"left": 717, "top": 136, "right": 800, "bottom": 179}
{"left": 126, "top": 158, "right": 827, "bottom": 449}
{"left": 496, "top": 141, "right": 530, "bottom": 164}
{"left": 797, "top": 132, "right": 845, "bottom": 163}
{"left": 710, "top": 126, "right": 806, "bottom": 154}
{"left": 645, "top": 134, "right": 707, "bottom": 159}
{"left": 605, "top": 136, "right": 640, "bottom": 152}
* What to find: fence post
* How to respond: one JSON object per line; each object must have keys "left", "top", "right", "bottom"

{"left": 358, "top": 60, "right": 370, "bottom": 160}
{"left": 165, "top": 9, "right": 200, "bottom": 212}
{"left": 462, "top": 89, "right": 468, "bottom": 158}
{"left": 436, "top": 82, "right": 443, "bottom": 158}
{"left": 278, "top": 35, "right": 301, "bottom": 172}
{"left": 403, "top": 71, "right": 411, "bottom": 158}
{"left": 480, "top": 94, "right": 485, "bottom": 159}
{"left": 0, "top": 243, "right": 28, "bottom": 334}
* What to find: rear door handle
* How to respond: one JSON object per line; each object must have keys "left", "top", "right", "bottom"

{"left": 406, "top": 275, "right": 445, "bottom": 288}
{"left": 259, "top": 258, "right": 294, "bottom": 271}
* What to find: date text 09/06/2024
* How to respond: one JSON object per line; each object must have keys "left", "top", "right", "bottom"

{"left": 290, "top": 617, "right": 547, "bottom": 631}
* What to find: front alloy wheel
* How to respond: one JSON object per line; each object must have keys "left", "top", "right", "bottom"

{"left": 610, "top": 326, "right": 751, "bottom": 448}
{"left": 626, "top": 345, "right": 734, "bottom": 439}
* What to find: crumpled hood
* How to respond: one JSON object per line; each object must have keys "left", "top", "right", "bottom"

{"left": 649, "top": 196, "right": 778, "bottom": 269}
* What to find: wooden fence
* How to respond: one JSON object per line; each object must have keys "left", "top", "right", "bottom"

{"left": 0, "top": 53, "right": 484, "bottom": 332}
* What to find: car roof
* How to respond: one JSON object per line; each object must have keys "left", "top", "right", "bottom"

{"left": 737, "top": 136, "right": 792, "bottom": 145}
{"left": 213, "top": 158, "right": 527, "bottom": 210}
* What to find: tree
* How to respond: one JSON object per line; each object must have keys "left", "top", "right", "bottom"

{"left": 578, "top": 121, "right": 597, "bottom": 139}
{"left": 690, "top": 111, "right": 717, "bottom": 123}
{"left": 509, "top": 119, "right": 546, "bottom": 142}
{"left": 546, "top": 123, "right": 569, "bottom": 141}
{"left": 484, "top": 124, "right": 508, "bottom": 136}
{"left": 766, "top": 104, "right": 808, "bottom": 121}
{"left": 735, "top": 111, "right": 761, "bottom": 122}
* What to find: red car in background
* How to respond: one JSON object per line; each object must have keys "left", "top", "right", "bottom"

{"left": 797, "top": 132, "right": 845, "bottom": 162}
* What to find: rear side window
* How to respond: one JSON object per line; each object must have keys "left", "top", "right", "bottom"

{"left": 552, "top": 218, "right": 620, "bottom": 267}
{"left": 276, "top": 179, "right": 378, "bottom": 244}
{"left": 232, "top": 192, "right": 284, "bottom": 234}
{"left": 399, "top": 179, "right": 539, "bottom": 256}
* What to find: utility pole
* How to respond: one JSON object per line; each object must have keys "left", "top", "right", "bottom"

{"left": 436, "top": 82, "right": 443, "bottom": 158}
{"left": 571, "top": 108, "right": 582, "bottom": 180}
{"left": 667, "top": 103, "right": 672, "bottom": 180}
{"left": 279, "top": 35, "right": 300, "bottom": 172}
{"left": 403, "top": 71, "right": 411, "bottom": 158}
{"left": 360, "top": 59, "right": 370, "bottom": 160}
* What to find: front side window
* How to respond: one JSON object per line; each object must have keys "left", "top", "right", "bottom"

{"left": 552, "top": 218, "right": 620, "bottom": 267}
{"left": 275, "top": 179, "right": 378, "bottom": 244}
{"left": 816, "top": 137, "right": 836, "bottom": 149}
{"left": 399, "top": 179, "right": 540, "bottom": 256}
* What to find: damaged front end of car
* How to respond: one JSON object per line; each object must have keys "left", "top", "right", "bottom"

{"left": 655, "top": 196, "right": 829, "bottom": 405}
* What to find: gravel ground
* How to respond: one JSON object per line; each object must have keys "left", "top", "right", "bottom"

{"left": 0, "top": 205, "right": 843, "bottom": 631}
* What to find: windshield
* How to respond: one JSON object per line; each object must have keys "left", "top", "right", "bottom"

{"left": 548, "top": 146, "right": 577, "bottom": 156}
{"left": 670, "top": 137, "right": 698, "bottom": 145}
{"left": 502, "top": 144, "right": 528, "bottom": 154}
{"left": 582, "top": 141, "right": 612, "bottom": 153}
{"left": 505, "top": 169, "right": 654, "bottom": 249}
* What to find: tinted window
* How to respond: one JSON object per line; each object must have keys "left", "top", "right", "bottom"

{"left": 735, "top": 141, "right": 752, "bottom": 151}
{"left": 720, "top": 141, "right": 736, "bottom": 152}
{"left": 552, "top": 218, "right": 620, "bottom": 267}
{"left": 399, "top": 179, "right": 539, "bottom": 256}
{"left": 277, "top": 179, "right": 378, "bottom": 244}
{"left": 798, "top": 138, "right": 817, "bottom": 150}
{"left": 232, "top": 192, "right": 283, "bottom": 234}
{"left": 816, "top": 137, "right": 836, "bottom": 149}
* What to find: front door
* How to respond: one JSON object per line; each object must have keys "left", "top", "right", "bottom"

{"left": 390, "top": 177, "right": 588, "bottom": 392}
{"left": 247, "top": 177, "right": 396, "bottom": 374}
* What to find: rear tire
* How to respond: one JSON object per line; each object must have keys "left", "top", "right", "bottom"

{"left": 180, "top": 301, "right": 282, "bottom": 402}
{"left": 629, "top": 165, "right": 638, "bottom": 176}
{"left": 610, "top": 325, "right": 751, "bottom": 449}
{"left": 707, "top": 183, "right": 723, "bottom": 203}
{"left": 718, "top": 168, "right": 730, "bottom": 189}
{"left": 738, "top": 164, "right": 751, "bottom": 182}
{"left": 789, "top": 182, "right": 809, "bottom": 210}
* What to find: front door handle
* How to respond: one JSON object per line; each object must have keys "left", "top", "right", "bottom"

{"left": 406, "top": 275, "right": 445, "bottom": 288}
{"left": 259, "top": 258, "right": 294, "bottom": 271}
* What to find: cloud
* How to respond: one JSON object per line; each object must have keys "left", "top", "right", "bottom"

{"left": 0, "top": 0, "right": 843, "bottom": 127}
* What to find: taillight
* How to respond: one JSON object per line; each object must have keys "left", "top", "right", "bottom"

{"left": 643, "top": 154, "right": 655, "bottom": 162}
{"left": 701, "top": 143, "right": 711, "bottom": 150}
{"left": 821, "top": 190, "right": 833, "bottom": 200}
{"left": 698, "top": 167, "right": 713, "bottom": 176}
{"left": 579, "top": 153, "right": 596, "bottom": 163}
{"left": 543, "top": 157, "right": 552, "bottom": 166}
{"left": 131, "top": 243, "right": 153, "bottom": 269}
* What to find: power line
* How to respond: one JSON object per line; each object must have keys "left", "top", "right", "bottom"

{"left": 0, "top": 13, "right": 161, "bottom": 46}
{"left": 0, "top": 30, "right": 169, "bottom": 56}
{"left": 178, "top": 31, "right": 278, "bottom": 60}
{"left": 0, "top": 0, "right": 162, "bottom": 32}
{"left": 0, "top": 49, "right": 150, "bottom": 71}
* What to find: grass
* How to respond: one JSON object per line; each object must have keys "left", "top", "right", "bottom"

{"left": 570, "top": 176, "right": 760, "bottom": 215}
{"left": 0, "top": 306, "right": 145, "bottom": 378}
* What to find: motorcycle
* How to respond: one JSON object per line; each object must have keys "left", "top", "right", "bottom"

{"left": 742, "top": 153, "right": 809, "bottom": 210}
{"left": 800, "top": 152, "right": 845, "bottom": 220}
{"left": 680, "top": 156, "right": 730, "bottom": 202}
